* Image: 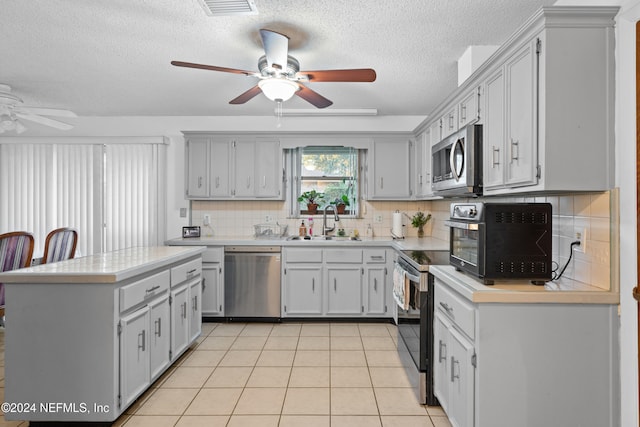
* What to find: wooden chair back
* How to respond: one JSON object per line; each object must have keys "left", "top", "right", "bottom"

{"left": 0, "top": 231, "right": 35, "bottom": 308}
{"left": 42, "top": 227, "right": 78, "bottom": 264}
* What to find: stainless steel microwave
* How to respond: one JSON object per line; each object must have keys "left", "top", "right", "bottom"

{"left": 431, "top": 124, "right": 482, "bottom": 196}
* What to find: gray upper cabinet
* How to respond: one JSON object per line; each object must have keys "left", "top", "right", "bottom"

{"left": 186, "top": 137, "right": 210, "bottom": 198}
{"left": 185, "top": 134, "right": 283, "bottom": 200}
{"left": 483, "top": 40, "right": 537, "bottom": 191}
{"left": 416, "top": 6, "right": 617, "bottom": 196}
{"left": 367, "top": 138, "right": 412, "bottom": 200}
{"left": 481, "top": 8, "right": 617, "bottom": 194}
{"left": 414, "top": 131, "right": 435, "bottom": 199}
{"left": 210, "top": 140, "right": 231, "bottom": 197}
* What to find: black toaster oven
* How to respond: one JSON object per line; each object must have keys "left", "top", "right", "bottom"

{"left": 444, "top": 202, "right": 552, "bottom": 285}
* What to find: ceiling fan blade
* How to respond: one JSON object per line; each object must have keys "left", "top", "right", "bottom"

{"left": 171, "top": 61, "right": 257, "bottom": 76}
{"left": 16, "top": 106, "right": 77, "bottom": 118}
{"left": 14, "top": 112, "right": 73, "bottom": 130}
{"left": 297, "top": 69, "right": 377, "bottom": 82}
{"left": 260, "top": 29, "right": 289, "bottom": 70}
{"left": 295, "top": 85, "right": 333, "bottom": 109}
{"left": 229, "top": 85, "right": 263, "bottom": 104}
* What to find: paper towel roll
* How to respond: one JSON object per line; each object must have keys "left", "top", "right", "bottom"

{"left": 392, "top": 211, "right": 404, "bottom": 238}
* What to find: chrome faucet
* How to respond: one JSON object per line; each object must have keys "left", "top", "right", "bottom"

{"left": 322, "top": 205, "right": 339, "bottom": 236}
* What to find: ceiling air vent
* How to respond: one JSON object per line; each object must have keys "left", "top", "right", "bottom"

{"left": 197, "top": 0, "right": 258, "bottom": 16}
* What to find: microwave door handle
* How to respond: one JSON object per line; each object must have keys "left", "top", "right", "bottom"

{"left": 450, "top": 139, "right": 462, "bottom": 181}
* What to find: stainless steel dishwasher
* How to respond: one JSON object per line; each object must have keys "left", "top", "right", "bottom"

{"left": 224, "top": 246, "right": 281, "bottom": 319}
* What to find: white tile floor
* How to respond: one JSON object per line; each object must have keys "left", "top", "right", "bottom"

{"left": 0, "top": 322, "right": 452, "bottom": 427}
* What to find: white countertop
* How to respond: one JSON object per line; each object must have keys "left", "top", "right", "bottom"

{"left": 165, "top": 236, "right": 450, "bottom": 252}
{"left": 430, "top": 265, "right": 619, "bottom": 305}
{"left": 0, "top": 246, "right": 206, "bottom": 283}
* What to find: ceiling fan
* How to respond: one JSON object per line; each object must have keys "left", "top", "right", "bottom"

{"left": 0, "top": 84, "right": 76, "bottom": 134}
{"left": 171, "top": 29, "right": 376, "bottom": 109}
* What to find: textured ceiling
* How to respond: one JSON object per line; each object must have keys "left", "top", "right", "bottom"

{"left": 0, "top": 0, "right": 555, "bottom": 118}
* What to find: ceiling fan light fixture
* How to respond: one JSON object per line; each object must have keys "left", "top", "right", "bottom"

{"left": 0, "top": 114, "right": 16, "bottom": 130}
{"left": 14, "top": 120, "right": 27, "bottom": 134}
{"left": 258, "top": 79, "right": 299, "bottom": 102}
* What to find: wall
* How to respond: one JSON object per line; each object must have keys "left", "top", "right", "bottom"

{"left": 190, "top": 200, "right": 437, "bottom": 240}
{"left": 191, "top": 190, "right": 614, "bottom": 290}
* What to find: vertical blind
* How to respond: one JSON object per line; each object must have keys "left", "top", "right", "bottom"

{"left": 0, "top": 142, "right": 165, "bottom": 257}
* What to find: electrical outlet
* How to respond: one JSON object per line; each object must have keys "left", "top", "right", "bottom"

{"left": 374, "top": 214, "right": 383, "bottom": 223}
{"left": 203, "top": 214, "right": 211, "bottom": 226}
{"left": 265, "top": 215, "right": 273, "bottom": 223}
{"left": 575, "top": 228, "right": 586, "bottom": 253}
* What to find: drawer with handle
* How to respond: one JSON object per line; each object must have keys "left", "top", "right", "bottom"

{"left": 120, "top": 270, "right": 170, "bottom": 312}
{"left": 435, "top": 279, "right": 475, "bottom": 340}
{"left": 170, "top": 258, "right": 202, "bottom": 286}
{"left": 364, "top": 249, "right": 386, "bottom": 263}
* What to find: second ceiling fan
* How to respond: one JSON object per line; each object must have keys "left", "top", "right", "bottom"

{"left": 171, "top": 29, "right": 376, "bottom": 109}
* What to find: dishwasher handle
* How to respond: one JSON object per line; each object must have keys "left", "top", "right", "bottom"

{"left": 224, "top": 246, "right": 281, "bottom": 253}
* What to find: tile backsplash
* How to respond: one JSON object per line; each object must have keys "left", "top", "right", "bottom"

{"left": 191, "top": 190, "right": 615, "bottom": 290}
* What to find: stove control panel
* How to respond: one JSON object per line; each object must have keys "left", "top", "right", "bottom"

{"left": 450, "top": 203, "right": 483, "bottom": 220}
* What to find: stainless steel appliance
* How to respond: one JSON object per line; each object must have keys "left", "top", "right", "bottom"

{"left": 445, "top": 202, "right": 552, "bottom": 284}
{"left": 395, "top": 249, "right": 450, "bottom": 406}
{"left": 431, "top": 124, "right": 482, "bottom": 196}
{"left": 224, "top": 246, "right": 281, "bottom": 319}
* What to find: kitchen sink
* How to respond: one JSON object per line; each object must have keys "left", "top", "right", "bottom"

{"left": 286, "top": 235, "right": 361, "bottom": 241}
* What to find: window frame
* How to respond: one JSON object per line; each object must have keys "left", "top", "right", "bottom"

{"left": 288, "top": 146, "right": 361, "bottom": 218}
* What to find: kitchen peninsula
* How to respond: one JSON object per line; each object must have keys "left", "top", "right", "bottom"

{"left": 0, "top": 246, "right": 205, "bottom": 424}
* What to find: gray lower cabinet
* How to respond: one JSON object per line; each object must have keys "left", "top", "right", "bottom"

{"left": 432, "top": 272, "right": 619, "bottom": 427}
{"left": 202, "top": 247, "right": 224, "bottom": 317}
{"left": 282, "top": 248, "right": 323, "bottom": 316}
{"left": 120, "top": 305, "right": 151, "bottom": 409}
{"left": 3, "top": 249, "right": 203, "bottom": 424}
{"left": 170, "top": 283, "right": 190, "bottom": 358}
{"left": 363, "top": 248, "right": 389, "bottom": 315}
{"left": 282, "top": 247, "right": 391, "bottom": 318}
{"left": 326, "top": 265, "right": 363, "bottom": 315}
{"left": 283, "top": 264, "right": 323, "bottom": 315}
{"left": 149, "top": 293, "right": 171, "bottom": 380}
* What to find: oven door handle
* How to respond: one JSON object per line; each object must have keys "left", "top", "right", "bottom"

{"left": 395, "top": 261, "right": 421, "bottom": 283}
{"left": 444, "top": 220, "right": 479, "bottom": 230}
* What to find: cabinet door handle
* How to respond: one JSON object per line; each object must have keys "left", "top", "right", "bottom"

{"left": 138, "top": 329, "right": 146, "bottom": 352}
{"left": 312, "top": 277, "right": 315, "bottom": 292}
{"left": 451, "top": 356, "right": 460, "bottom": 382}
{"left": 449, "top": 113, "right": 454, "bottom": 129}
{"left": 215, "top": 176, "right": 220, "bottom": 188}
{"left": 202, "top": 277, "right": 206, "bottom": 291}
{"left": 246, "top": 175, "right": 251, "bottom": 189}
{"left": 182, "top": 302, "right": 187, "bottom": 319}
{"left": 418, "top": 174, "right": 423, "bottom": 185}
{"left": 145, "top": 285, "right": 160, "bottom": 294}
{"left": 198, "top": 176, "right": 203, "bottom": 188}
{"left": 193, "top": 295, "right": 198, "bottom": 312}
{"left": 492, "top": 146, "right": 500, "bottom": 167}
{"left": 438, "top": 340, "right": 447, "bottom": 362}
{"left": 510, "top": 138, "right": 519, "bottom": 162}
{"left": 262, "top": 175, "right": 266, "bottom": 188}
{"left": 187, "top": 268, "right": 197, "bottom": 279}
{"left": 374, "top": 278, "right": 377, "bottom": 292}
{"left": 155, "top": 318, "right": 162, "bottom": 337}
{"left": 334, "top": 278, "right": 337, "bottom": 292}
{"left": 439, "top": 301, "right": 453, "bottom": 315}
{"left": 380, "top": 177, "right": 384, "bottom": 189}
{"left": 461, "top": 104, "right": 466, "bottom": 122}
